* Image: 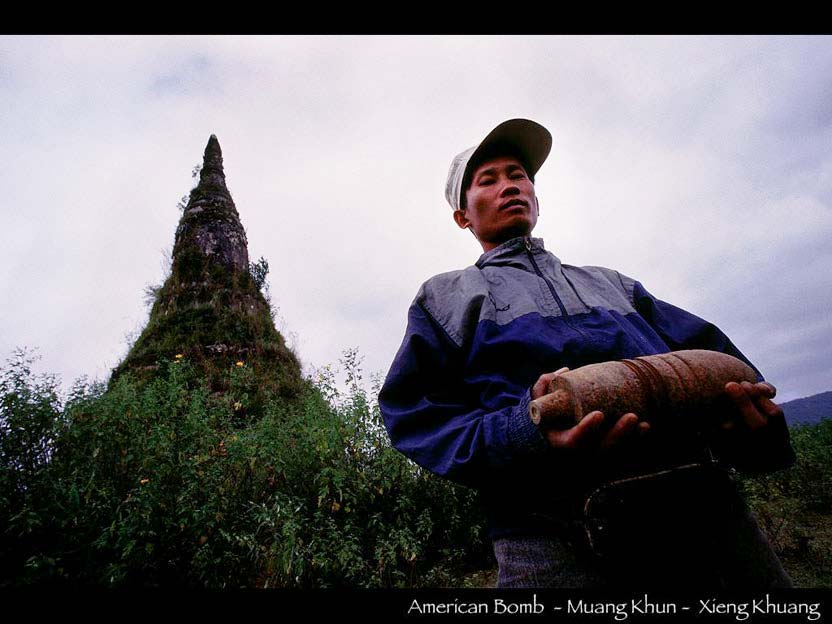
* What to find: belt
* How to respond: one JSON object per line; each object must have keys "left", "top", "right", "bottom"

{"left": 580, "top": 458, "right": 740, "bottom": 560}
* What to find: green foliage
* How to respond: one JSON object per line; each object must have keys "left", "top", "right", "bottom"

{"left": 249, "top": 257, "right": 269, "bottom": 292}
{"left": 112, "top": 244, "right": 303, "bottom": 407}
{"left": 142, "top": 283, "right": 162, "bottom": 310}
{"left": 740, "top": 418, "right": 832, "bottom": 587}
{"left": 0, "top": 348, "right": 490, "bottom": 588}
{"left": 0, "top": 349, "right": 63, "bottom": 583}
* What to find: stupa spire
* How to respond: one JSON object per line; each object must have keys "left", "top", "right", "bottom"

{"left": 198, "top": 134, "right": 227, "bottom": 191}
{"left": 173, "top": 135, "right": 248, "bottom": 273}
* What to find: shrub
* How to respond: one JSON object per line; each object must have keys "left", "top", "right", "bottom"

{"left": 0, "top": 348, "right": 490, "bottom": 588}
{"left": 739, "top": 418, "right": 832, "bottom": 587}
{"left": 0, "top": 349, "right": 63, "bottom": 583}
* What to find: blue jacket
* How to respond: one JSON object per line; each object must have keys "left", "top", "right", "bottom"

{"left": 379, "top": 236, "right": 792, "bottom": 539}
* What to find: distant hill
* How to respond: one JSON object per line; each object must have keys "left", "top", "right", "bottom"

{"left": 781, "top": 391, "right": 832, "bottom": 426}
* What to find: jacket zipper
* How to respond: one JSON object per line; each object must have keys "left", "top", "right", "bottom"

{"left": 524, "top": 237, "right": 568, "bottom": 317}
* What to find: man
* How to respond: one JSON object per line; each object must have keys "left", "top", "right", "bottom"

{"left": 379, "top": 118, "right": 794, "bottom": 588}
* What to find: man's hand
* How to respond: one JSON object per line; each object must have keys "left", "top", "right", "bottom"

{"left": 531, "top": 368, "right": 650, "bottom": 452}
{"left": 712, "top": 380, "right": 794, "bottom": 472}
{"left": 531, "top": 367, "right": 570, "bottom": 400}
{"left": 721, "top": 381, "right": 780, "bottom": 431}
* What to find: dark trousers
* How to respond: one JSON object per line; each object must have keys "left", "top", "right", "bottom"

{"left": 493, "top": 470, "right": 792, "bottom": 589}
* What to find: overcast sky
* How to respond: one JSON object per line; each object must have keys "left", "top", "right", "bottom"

{"left": 1, "top": 35, "right": 830, "bottom": 403}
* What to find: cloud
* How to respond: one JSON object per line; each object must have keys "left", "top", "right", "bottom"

{"left": 148, "top": 55, "right": 219, "bottom": 98}
{"left": 1, "top": 35, "right": 830, "bottom": 405}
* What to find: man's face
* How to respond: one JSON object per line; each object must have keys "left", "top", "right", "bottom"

{"left": 454, "top": 155, "right": 539, "bottom": 252}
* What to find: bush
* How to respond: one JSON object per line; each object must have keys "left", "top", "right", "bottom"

{"left": 0, "top": 349, "right": 63, "bottom": 583}
{"left": 0, "top": 348, "right": 491, "bottom": 588}
{"left": 740, "top": 418, "right": 832, "bottom": 587}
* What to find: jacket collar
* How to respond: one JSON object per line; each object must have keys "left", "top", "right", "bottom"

{"left": 475, "top": 236, "right": 557, "bottom": 268}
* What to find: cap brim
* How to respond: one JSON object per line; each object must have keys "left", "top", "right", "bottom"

{"left": 468, "top": 118, "right": 552, "bottom": 180}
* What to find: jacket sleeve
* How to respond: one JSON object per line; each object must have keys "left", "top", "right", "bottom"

{"left": 378, "top": 299, "right": 548, "bottom": 489}
{"left": 628, "top": 277, "right": 795, "bottom": 473}
{"left": 631, "top": 279, "right": 761, "bottom": 375}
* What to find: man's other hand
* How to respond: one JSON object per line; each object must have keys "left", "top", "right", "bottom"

{"left": 712, "top": 381, "right": 794, "bottom": 472}
{"left": 721, "top": 381, "right": 780, "bottom": 432}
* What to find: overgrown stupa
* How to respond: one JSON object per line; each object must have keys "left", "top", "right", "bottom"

{"left": 110, "top": 136, "right": 304, "bottom": 411}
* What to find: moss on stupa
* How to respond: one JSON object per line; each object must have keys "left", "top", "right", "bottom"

{"left": 110, "top": 136, "right": 304, "bottom": 416}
